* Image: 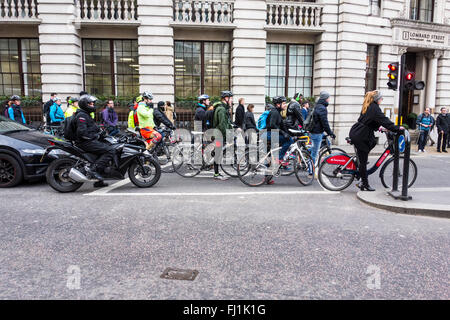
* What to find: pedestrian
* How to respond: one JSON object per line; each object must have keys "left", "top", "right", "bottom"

{"left": 101, "top": 99, "right": 119, "bottom": 136}
{"left": 349, "top": 91, "right": 402, "bottom": 191}
{"left": 244, "top": 104, "right": 257, "bottom": 131}
{"left": 234, "top": 98, "right": 245, "bottom": 130}
{"left": 8, "top": 95, "right": 26, "bottom": 124}
{"left": 436, "top": 107, "right": 449, "bottom": 153}
{"left": 49, "top": 97, "right": 65, "bottom": 125}
{"left": 43, "top": 92, "right": 57, "bottom": 124}
{"left": 310, "top": 91, "right": 335, "bottom": 165}
{"left": 301, "top": 101, "right": 310, "bottom": 121}
{"left": 416, "top": 107, "right": 435, "bottom": 152}
{"left": 165, "top": 101, "right": 175, "bottom": 125}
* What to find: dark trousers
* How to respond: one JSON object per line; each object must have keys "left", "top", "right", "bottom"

{"left": 77, "top": 140, "right": 115, "bottom": 172}
{"left": 356, "top": 148, "right": 369, "bottom": 186}
{"left": 418, "top": 130, "right": 429, "bottom": 151}
{"left": 437, "top": 131, "right": 448, "bottom": 151}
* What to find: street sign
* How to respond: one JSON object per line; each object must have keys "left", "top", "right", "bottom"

{"left": 399, "top": 135, "right": 406, "bottom": 153}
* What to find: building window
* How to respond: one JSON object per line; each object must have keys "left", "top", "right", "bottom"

{"left": 410, "top": 0, "right": 434, "bottom": 22}
{"left": 174, "top": 41, "right": 230, "bottom": 99}
{"left": 265, "top": 43, "right": 313, "bottom": 98}
{"left": 370, "top": 0, "right": 381, "bottom": 16}
{"left": 365, "top": 45, "right": 379, "bottom": 92}
{"left": 0, "top": 38, "right": 41, "bottom": 97}
{"left": 83, "top": 39, "right": 139, "bottom": 97}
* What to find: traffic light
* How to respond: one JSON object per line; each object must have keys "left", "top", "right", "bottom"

{"left": 404, "top": 71, "right": 426, "bottom": 91}
{"left": 387, "top": 63, "right": 399, "bottom": 90}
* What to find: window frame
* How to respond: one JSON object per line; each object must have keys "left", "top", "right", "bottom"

{"left": 0, "top": 37, "right": 41, "bottom": 97}
{"left": 365, "top": 44, "right": 379, "bottom": 93}
{"left": 174, "top": 40, "right": 231, "bottom": 99}
{"left": 410, "top": 0, "right": 434, "bottom": 23}
{"left": 266, "top": 43, "right": 314, "bottom": 98}
{"left": 82, "top": 38, "right": 139, "bottom": 97}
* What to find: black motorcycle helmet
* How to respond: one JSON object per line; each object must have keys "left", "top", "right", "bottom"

{"left": 79, "top": 95, "right": 97, "bottom": 113}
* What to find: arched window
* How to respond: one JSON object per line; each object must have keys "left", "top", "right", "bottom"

{"left": 410, "top": 0, "right": 434, "bottom": 22}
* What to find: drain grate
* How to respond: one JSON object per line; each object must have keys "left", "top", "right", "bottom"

{"left": 160, "top": 267, "right": 199, "bottom": 281}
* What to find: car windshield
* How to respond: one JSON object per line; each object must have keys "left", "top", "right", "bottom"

{"left": 0, "top": 115, "right": 32, "bottom": 133}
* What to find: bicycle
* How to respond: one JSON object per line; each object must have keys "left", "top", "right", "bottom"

{"left": 236, "top": 129, "right": 315, "bottom": 187}
{"left": 318, "top": 130, "right": 418, "bottom": 191}
{"left": 316, "top": 134, "right": 346, "bottom": 166}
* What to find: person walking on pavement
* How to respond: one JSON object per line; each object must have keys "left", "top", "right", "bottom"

{"left": 234, "top": 98, "right": 245, "bottom": 130}
{"left": 301, "top": 101, "right": 310, "bottom": 121}
{"left": 310, "top": 91, "right": 335, "bottom": 165}
{"left": 349, "top": 91, "right": 402, "bottom": 191}
{"left": 417, "top": 107, "right": 435, "bottom": 152}
{"left": 101, "top": 100, "right": 119, "bottom": 136}
{"left": 164, "top": 101, "right": 175, "bottom": 125}
{"left": 436, "top": 107, "right": 449, "bottom": 153}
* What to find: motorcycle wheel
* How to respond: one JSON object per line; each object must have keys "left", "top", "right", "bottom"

{"left": 128, "top": 157, "right": 161, "bottom": 188}
{"left": 46, "top": 157, "right": 83, "bottom": 193}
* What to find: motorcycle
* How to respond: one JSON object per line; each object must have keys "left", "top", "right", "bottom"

{"left": 41, "top": 134, "right": 161, "bottom": 193}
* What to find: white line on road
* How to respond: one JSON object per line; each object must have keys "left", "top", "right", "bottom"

{"left": 85, "top": 190, "right": 339, "bottom": 197}
{"left": 87, "top": 178, "right": 131, "bottom": 195}
{"left": 409, "top": 187, "right": 450, "bottom": 192}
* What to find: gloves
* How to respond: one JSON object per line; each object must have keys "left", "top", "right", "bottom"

{"left": 330, "top": 133, "right": 336, "bottom": 139}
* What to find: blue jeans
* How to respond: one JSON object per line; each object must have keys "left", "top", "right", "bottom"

{"left": 418, "top": 130, "right": 429, "bottom": 151}
{"left": 264, "top": 132, "right": 294, "bottom": 160}
{"left": 310, "top": 133, "right": 324, "bottom": 164}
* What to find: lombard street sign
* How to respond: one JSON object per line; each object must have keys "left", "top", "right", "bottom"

{"left": 391, "top": 19, "right": 450, "bottom": 50}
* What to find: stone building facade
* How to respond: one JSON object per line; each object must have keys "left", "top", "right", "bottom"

{"left": 1, "top": 0, "right": 450, "bottom": 144}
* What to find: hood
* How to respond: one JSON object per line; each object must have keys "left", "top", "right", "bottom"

{"left": 316, "top": 98, "right": 329, "bottom": 107}
{"left": 2, "top": 129, "right": 55, "bottom": 148}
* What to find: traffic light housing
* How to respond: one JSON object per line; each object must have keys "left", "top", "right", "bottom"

{"left": 404, "top": 71, "right": 425, "bottom": 91}
{"left": 387, "top": 63, "right": 399, "bottom": 90}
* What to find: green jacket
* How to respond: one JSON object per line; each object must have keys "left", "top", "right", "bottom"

{"left": 212, "top": 101, "right": 232, "bottom": 140}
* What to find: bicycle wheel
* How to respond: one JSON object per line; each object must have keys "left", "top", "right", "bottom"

{"left": 220, "top": 145, "right": 246, "bottom": 177}
{"left": 380, "top": 156, "right": 418, "bottom": 189}
{"left": 294, "top": 149, "right": 315, "bottom": 186}
{"left": 318, "top": 159, "right": 355, "bottom": 191}
{"left": 237, "top": 150, "right": 269, "bottom": 187}
{"left": 317, "top": 147, "right": 347, "bottom": 166}
{"left": 157, "top": 143, "right": 176, "bottom": 173}
{"left": 172, "top": 145, "right": 201, "bottom": 178}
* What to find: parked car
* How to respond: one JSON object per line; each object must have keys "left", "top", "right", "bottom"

{"left": 0, "top": 115, "right": 58, "bottom": 187}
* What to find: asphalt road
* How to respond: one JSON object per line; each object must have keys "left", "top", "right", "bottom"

{"left": 0, "top": 154, "right": 449, "bottom": 299}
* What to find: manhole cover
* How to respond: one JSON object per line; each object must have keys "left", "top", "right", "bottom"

{"left": 160, "top": 268, "right": 199, "bottom": 281}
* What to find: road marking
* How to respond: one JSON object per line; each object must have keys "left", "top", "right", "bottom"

{"left": 85, "top": 190, "right": 339, "bottom": 197}
{"left": 409, "top": 187, "right": 450, "bottom": 192}
{"left": 87, "top": 179, "right": 131, "bottom": 195}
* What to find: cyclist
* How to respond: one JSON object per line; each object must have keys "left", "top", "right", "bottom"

{"left": 349, "top": 90, "right": 403, "bottom": 192}
{"left": 74, "top": 95, "right": 115, "bottom": 188}
{"left": 136, "top": 92, "right": 163, "bottom": 150}
{"left": 43, "top": 93, "right": 57, "bottom": 124}
{"left": 49, "top": 97, "right": 65, "bottom": 125}
{"left": 128, "top": 95, "right": 142, "bottom": 129}
{"left": 64, "top": 97, "right": 80, "bottom": 118}
{"left": 154, "top": 101, "right": 176, "bottom": 130}
{"left": 285, "top": 92, "right": 304, "bottom": 130}
{"left": 211, "top": 90, "right": 234, "bottom": 181}
{"left": 8, "top": 95, "right": 26, "bottom": 124}
{"left": 194, "top": 94, "right": 210, "bottom": 132}
{"left": 266, "top": 96, "right": 292, "bottom": 163}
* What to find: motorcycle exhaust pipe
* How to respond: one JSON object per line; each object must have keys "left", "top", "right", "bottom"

{"left": 68, "top": 168, "right": 90, "bottom": 183}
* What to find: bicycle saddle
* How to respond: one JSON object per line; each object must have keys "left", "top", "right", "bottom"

{"left": 288, "top": 129, "right": 304, "bottom": 135}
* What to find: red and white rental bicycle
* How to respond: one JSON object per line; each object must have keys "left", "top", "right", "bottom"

{"left": 318, "top": 130, "right": 418, "bottom": 191}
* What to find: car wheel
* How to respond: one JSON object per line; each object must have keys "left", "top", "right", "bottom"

{"left": 0, "top": 153, "right": 23, "bottom": 188}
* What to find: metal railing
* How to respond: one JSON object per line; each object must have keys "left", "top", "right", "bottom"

{"left": 76, "top": 0, "right": 138, "bottom": 22}
{"left": 0, "top": 0, "right": 38, "bottom": 20}
{"left": 173, "top": 0, "right": 234, "bottom": 25}
{"left": 266, "top": 1, "right": 322, "bottom": 29}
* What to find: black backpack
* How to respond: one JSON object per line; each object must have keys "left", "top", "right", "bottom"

{"left": 63, "top": 116, "right": 77, "bottom": 141}
{"left": 3, "top": 104, "right": 10, "bottom": 118}
{"left": 303, "top": 105, "right": 316, "bottom": 132}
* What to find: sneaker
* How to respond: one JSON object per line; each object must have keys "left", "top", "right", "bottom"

{"left": 437, "top": 150, "right": 441, "bottom": 153}
{"left": 266, "top": 179, "right": 275, "bottom": 185}
{"left": 214, "top": 174, "right": 229, "bottom": 181}
{"left": 443, "top": 150, "right": 448, "bottom": 153}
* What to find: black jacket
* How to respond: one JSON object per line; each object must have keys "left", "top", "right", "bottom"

{"left": 205, "top": 109, "right": 215, "bottom": 130}
{"left": 285, "top": 100, "right": 304, "bottom": 130}
{"left": 311, "top": 99, "right": 333, "bottom": 135}
{"left": 43, "top": 99, "right": 53, "bottom": 123}
{"left": 75, "top": 109, "right": 100, "bottom": 142}
{"left": 234, "top": 104, "right": 245, "bottom": 129}
{"left": 349, "top": 102, "right": 399, "bottom": 153}
{"left": 244, "top": 111, "right": 257, "bottom": 131}
{"left": 153, "top": 106, "right": 175, "bottom": 129}
{"left": 436, "top": 113, "right": 450, "bottom": 133}
{"left": 267, "top": 106, "right": 289, "bottom": 138}
{"left": 194, "top": 104, "right": 207, "bottom": 131}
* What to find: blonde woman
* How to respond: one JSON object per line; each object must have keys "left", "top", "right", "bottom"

{"left": 349, "top": 91, "right": 403, "bottom": 191}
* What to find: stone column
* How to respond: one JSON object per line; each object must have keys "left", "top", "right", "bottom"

{"left": 137, "top": 0, "right": 174, "bottom": 102}
{"left": 37, "top": 0, "right": 82, "bottom": 106}
{"left": 425, "top": 50, "right": 443, "bottom": 111}
{"left": 231, "top": 0, "right": 267, "bottom": 114}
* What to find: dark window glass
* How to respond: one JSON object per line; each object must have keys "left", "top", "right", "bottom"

{"left": 83, "top": 39, "right": 139, "bottom": 96}
{"left": 410, "top": 0, "right": 434, "bottom": 22}
{"left": 365, "top": 44, "right": 379, "bottom": 92}
{"left": 0, "top": 38, "right": 41, "bottom": 96}
{"left": 266, "top": 43, "right": 313, "bottom": 98}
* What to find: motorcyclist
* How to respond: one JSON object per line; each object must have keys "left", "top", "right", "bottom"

{"left": 194, "top": 94, "right": 210, "bottom": 132}
{"left": 74, "top": 95, "right": 115, "bottom": 188}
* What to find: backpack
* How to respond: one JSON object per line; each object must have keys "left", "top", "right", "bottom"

{"left": 63, "top": 116, "right": 77, "bottom": 141}
{"left": 303, "top": 106, "right": 316, "bottom": 132}
{"left": 257, "top": 110, "right": 270, "bottom": 130}
{"left": 3, "top": 104, "right": 10, "bottom": 118}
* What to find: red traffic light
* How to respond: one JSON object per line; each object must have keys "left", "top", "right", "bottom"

{"left": 388, "top": 64, "right": 397, "bottom": 71}
{"left": 405, "top": 72, "right": 415, "bottom": 81}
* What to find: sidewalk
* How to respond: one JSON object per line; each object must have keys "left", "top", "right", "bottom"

{"left": 357, "top": 188, "right": 450, "bottom": 219}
